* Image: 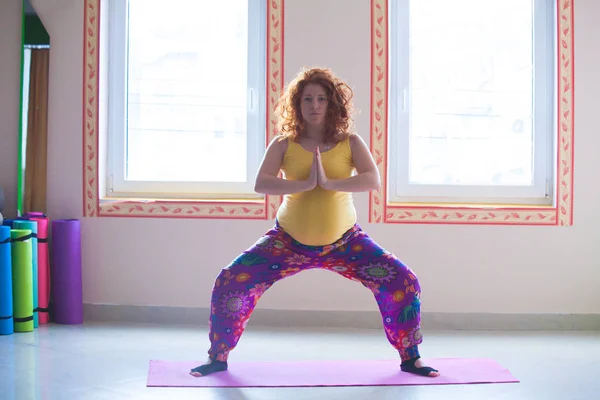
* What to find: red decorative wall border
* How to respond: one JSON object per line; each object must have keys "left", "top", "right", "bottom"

{"left": 82, "top": 0, "right": 284, "bottom": 219}
{"left": 369, "top": 0, "right": 575, "bottom": 226}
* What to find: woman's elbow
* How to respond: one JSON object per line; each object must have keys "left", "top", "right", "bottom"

{"left": 254, "top": 179, "right": 264, "bottom": 194}
{"left": 254, "top": 175, "right": 271, "bottom": 194}
{"left": 371, "top": 171, "right": 382, "bottom": 190}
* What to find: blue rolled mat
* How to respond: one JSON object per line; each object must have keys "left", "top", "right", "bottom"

{"left": 3, "top": 219, "right": 15, "bottom": 228}
{"left": 13, "top": 220, "right": 38, "bottom": 328}
{"left": 0, "top": 226, "right": 12, "bottom": 335}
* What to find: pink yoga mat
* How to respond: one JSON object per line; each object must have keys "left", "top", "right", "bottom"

{"left": 147, "top": 358, "right": 519, "bottom": 388}
{"left": 24, "top": 213, "right": 50, "bottom": 324}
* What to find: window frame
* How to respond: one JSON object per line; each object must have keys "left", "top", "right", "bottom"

{"left": 369, "top": 0, "right": 574, "bottom": 225}
{"left": 106, "top": 0, "right": 266, "bottom": 199}
{"left": 82, "top": 0, "right": 285, "bottom": 219}
{"left": 388, "top": 0, "right": 556, "bottom": 206}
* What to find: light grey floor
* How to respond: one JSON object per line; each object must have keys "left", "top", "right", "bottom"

{"left": 1, "top": 321, "right": 599, "bottom": 400}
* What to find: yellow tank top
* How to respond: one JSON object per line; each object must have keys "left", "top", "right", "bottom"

{"left": 276, "top": 138, "right": 357, "bottom": 246}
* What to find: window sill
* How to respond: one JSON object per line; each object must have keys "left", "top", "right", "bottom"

{"left": 96, "top": 196, "right": 268, "bottom": 219}
{"left": 101, "top": 195, "right": 265, "bottom": 203}
{"left": 388, "top": 202, "right": 554, "bottom": 209}
{"left": 380, "top": 201, "right": 558, "bottom": 225}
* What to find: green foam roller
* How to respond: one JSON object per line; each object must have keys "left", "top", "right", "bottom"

{"left": 13, "top": 220, "right": 38, "bottom": 328}
{"left": 11, "top": 229, "right": 33, "bottom": 332}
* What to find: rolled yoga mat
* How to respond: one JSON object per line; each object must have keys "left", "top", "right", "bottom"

{"left": 24, "top": 212, "right": 46, "bottom": 218}
{"left": 24, "top": 212, "right": 50, "bottom": 324}
{"left": 13, "top": 220, "right": 38, "bottom": 328}
{"left": 0, "top": 226, "right": 13, "bottom": 335}
{"left": 51, "top": 219, "right": 82, "bottom": 325}
{"left": 3, "top": 219, "right": 15, "bottom": 228}
{"left": 11, "top": 229, "right": 34, "bottom": 332}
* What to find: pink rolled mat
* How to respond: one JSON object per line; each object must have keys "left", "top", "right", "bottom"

{"left": 51, "top": 219, "right": 82, "bottom": 325}
{"left": 24, "top": 212, "right": 51, "bottom": 324}
{"left": 147, "top": 358, "right": 519, "bottom": 388}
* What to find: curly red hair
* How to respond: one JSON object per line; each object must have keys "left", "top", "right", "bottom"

{"left": 275, "top": 67, "right": 354, "bottom": 143}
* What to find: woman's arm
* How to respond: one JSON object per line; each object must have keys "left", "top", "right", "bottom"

{"left": 319, "top": 133, "right": 381, "bottom": 193}
{"left": 254, "top": 138, "right": 317, "bottom": 195}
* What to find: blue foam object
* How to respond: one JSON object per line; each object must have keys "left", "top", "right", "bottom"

{"left": 0, "top": 226, "right": 13, "bottom": 335}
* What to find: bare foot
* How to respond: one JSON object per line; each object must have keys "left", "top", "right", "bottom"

{"left": 414, "top": 358, "right": 439, "bottom": 377}
{"left": 400, "top": 357, "right": 440, "bottom": 377}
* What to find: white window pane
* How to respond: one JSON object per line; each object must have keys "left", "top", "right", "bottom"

{"left": 126, "top": 0, "right": 248, "bottom": 183}
{"left": 408, "top": 0, "right": 534, "bottom": 187}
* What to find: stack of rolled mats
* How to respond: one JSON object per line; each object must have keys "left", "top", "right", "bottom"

{"left": 0, "top": 214, "right": 83, "bottom": 335}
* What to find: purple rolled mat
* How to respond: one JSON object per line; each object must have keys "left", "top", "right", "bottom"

{"left": 51, "top": 219, "right": 82, "bottom": 324}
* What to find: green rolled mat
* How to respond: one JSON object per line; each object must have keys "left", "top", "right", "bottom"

{"left": 11, "top": 229, "right": 33, "bottom": 332}
{"left": 13, "top": 220, "right": 38, "bottom": 328}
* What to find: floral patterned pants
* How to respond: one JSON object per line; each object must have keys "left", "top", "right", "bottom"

{"left": 207, "top": 222, "right": 423, "bottom": 362}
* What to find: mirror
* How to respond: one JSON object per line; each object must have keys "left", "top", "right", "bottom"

{"left": 18, "top": 0, "right": 50, "bottom": 217}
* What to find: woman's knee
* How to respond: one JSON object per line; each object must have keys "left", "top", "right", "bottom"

{"left": 212, "top": 255, "right": 249, "bottom": 289}
{"left": 388, "top": 258, "right": 420, "bottom": 293}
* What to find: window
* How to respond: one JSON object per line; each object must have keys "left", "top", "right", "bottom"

{"left": 388, "top": 0, "right": 555, "bottom": 205}
{"left": 369, "top": 0, "right": 574, "bottom": 225}
{"left": 106, "top": 0, "right": 266, "bottom": 199}
{"left": 83, "top": 0, "right": 283, "bottom": 218}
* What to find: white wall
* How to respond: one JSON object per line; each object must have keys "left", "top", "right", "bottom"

{"left": 1, "top": 0, "right": 598, "bottom": 315}
{"left": 0, "top": 0, "right": 22, "bottom": 218}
